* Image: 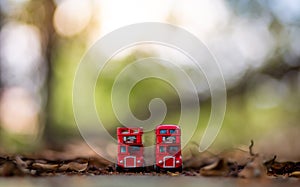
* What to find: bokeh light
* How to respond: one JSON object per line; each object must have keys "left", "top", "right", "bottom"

{"left": 53, "top": 0, "right": 92, "bottom": 37}
{"left": 0, "top": 87, "right": 39, "bottom": 136}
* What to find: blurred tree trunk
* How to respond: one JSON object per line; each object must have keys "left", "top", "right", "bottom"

{"left": 22, "top": 0, "right": 57, "bottom": 147}
{"left": 35, "top": 0, "right": 57, "bottom": 146}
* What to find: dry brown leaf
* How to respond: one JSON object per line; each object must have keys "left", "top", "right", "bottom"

{"left": 58, "top": 162, "right": 88, "bottom": 172}
{"left": 0, "top": 162, "right": 24, "bottom": 176}
{"left": 15, "top": 156, "right": 31, "bottom": 174}
{"left": 183, "top": 170, "right": 198, "bottom": 176}
{"left": 182, "top": 142, "right": 218, "bottom": 170}
{"left": 219, "top": 149, "right": 252, "bottom": 166}
{"left": 88, "top": 157, "right": 110, "bottom": 169}
{"left": 15, "top": 156, "right": 28, "bottom": 168}
{"left": 200, "top": 158, "right": 229, "bottom": 177}
{"left": 167, "top": 171, "right": 180, "bottom": 176}
{"left": 264, "top": 156, "right": 300, "bottom": 176}
{"left": 238, "top": 156, "right": 266, "bottom": 178}
{"left": 289, "top": 171, "right": 300, "bottom": 178}
{"left": 32, "top": 163, "right": 59, "bottom": 170}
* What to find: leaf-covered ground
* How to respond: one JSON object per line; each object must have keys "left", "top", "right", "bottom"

{"left": 0, "top": 141, "right": 299, "bottom": 181}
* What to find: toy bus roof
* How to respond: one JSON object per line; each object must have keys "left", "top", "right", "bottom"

{"left": 117, "top": 127, "right": 143, "bottom": 134}
{"left": 155, "top": 124, "right": 180, "bottom": 130}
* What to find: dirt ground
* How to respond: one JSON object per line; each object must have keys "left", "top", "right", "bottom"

{"left": 0, "top": 140, "right": 299, "bottom": 187}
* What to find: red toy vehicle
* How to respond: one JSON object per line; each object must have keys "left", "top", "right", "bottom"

{"left": 154, "top": 124, "right": 182, "bottom": 172}
{"left": 116, "top": 127, "right": 144, "bottom": 171}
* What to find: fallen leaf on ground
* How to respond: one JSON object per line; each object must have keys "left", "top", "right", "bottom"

{"left": 167, "top": 171, "right": 180, "bottom": 176}
{"left": 238, "top": 156, "right": 266, "bottom": 178}
{"left": 200, "top": 158, "right": 229, "bottom": 177}
{"left": 289, "top": 171, "right": 300, "bottom": 178}
{"left": 32, "top": 163, "right": 59, "bottom": 171}
{"left": 264, "top": 156, "right": 300, "bottom": 176}
{"left": 59, "top": 162, "right": 88, "bottom": 172}
{"left": 183, "top": 149, "right": 218, "bottom": 170}
{"left": 219, "top": 148, "right": 252, "bottom": 166}
{"left": 0, "top": 162, "right": 24, "bottom": 176}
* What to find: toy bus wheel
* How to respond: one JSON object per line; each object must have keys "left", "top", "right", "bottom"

{"left": 138, "top": 167, "right": 144, "bottom": 173}
{"left": 177, "top": 166, "right": 183, "bottom": 173}
{"left": 154, "top": 165, "right": 160, "bottom": 173}
{"left": 115, "top": 164, "right": 122, "bottom": 172}
{"left": 140, "top": 163, "right": 145, "bottom": 173}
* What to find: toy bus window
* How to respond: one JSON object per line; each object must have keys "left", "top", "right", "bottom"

{"left": 123, "top": 136, "right": 136, "bottom": 143}
{"left": 128, "top": 136, "right": 136, "bottom": 142}
{"left": 128, "top": 146, "right": 140, "bottom": 153}
{"left": 167, "top": 146, "right": 179, "bottom": 153}
{"left": 163, "top": 136, "right": 176, "bottom": 143}
{"left": 120, "top": 146, "right": 126, "bottom": 153}
{"left": 159, "top": 146, "right": 166, "bottom": 153}
{"left": 169, "top": 129, "right": 177, "bottom": 134}
{"left": 159, "top": 129, "right": 167, "bottom": 134}
{"left": 167, "top": 136, "right": 176, "bottom": 142}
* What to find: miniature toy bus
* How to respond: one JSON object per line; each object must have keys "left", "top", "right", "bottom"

{"left": 154, "top": 124, "right": 182, "bottom": 172}
{"left": 116, "top": 127, "right": 144, "bottom": 171}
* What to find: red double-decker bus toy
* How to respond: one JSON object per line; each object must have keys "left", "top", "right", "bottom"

{"left": 154, "top": 124, "right": 182, "bottom": 172}
{"left": 116, "top": 127, "right": 144, "bottom": 171}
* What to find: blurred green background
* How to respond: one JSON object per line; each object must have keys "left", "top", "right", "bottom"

{"left": 0, "top": 0, "right": 299, "bottom": 160}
